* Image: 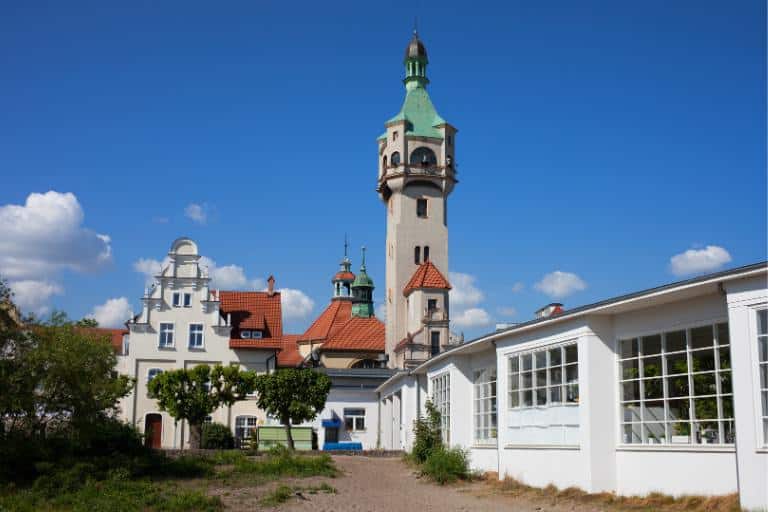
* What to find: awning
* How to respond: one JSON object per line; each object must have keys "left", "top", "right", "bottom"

{"left": 321, "top": 418, "right": 341, "bottom": 428}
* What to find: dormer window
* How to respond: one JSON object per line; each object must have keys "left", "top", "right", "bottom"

{"left": 241, "top": 330, "right": 251, "bottom": 339}
{"left": 183, "top": 293, "right": 191, "bottom": 307}
{"left": 172, "top": 293, "right": 181, "bottom": 307}
{"left": 251, "top": 330, "right": 263, "bottom": 339}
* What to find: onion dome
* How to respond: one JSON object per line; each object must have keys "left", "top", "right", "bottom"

{"left": 404, "top": 31, "right": 428, "bottom": 61}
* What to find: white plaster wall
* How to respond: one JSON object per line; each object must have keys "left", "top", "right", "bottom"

{"left": 500, "top": 448, "right": 587, "bottom": 489}
{"left": 469, "top": 447, "right": 498, "bottom": 473}
{"left": 312, "top": 388, "right": 380, "bottom": 449}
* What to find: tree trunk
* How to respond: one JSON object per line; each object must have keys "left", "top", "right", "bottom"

{"left": 283, "top": 420, "right": 295, "bottom": 451}
{"left": 189, "top": 422, "right": 203, "bottom": 449}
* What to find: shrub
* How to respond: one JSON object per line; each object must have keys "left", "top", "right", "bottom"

{"left": 410, "top": 400, "right": 443, "bottom": 464}
{"left": 201, "top": 423, "right": 234, "bottom": 450}
{"left": 421, "top": 447, "right": 470, "bottom": 485}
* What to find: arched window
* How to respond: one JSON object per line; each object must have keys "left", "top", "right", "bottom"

{"left": 391, "top": 151, "right": 401, "bottom": 166}
{"left": 424, "top": 246, "right": 430, "bottom": 261}
{"left": 414, "top": 246, "right": 421, "bottom": 264}
{"left": 352, "top": 359, "right": 380, "bottom": 369}
{"left": 410, "top": 147, "right": 437, "bottom": 167}
{"left": 382, "top": 155, "right": 387, "bottom": 169}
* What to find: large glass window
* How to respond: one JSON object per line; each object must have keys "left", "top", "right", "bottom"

{"left": 758, "top": 310, "right": 768, "bottom": 445}
{"left": 158, "top": 323, "right": 174, "bottom": 348}
{"left": 509, "top": 344, "right": 579, "bottom": 408}
{"left": 431, "top": 373, "right": 450, "bottom": 444}
{"left": 618, "top": 322, "right": 733, "bottom": 445}
{"left": 473, "top": 367, "right": 497, "bottom": 444}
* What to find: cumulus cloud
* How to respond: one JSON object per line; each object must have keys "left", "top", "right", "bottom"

{"left": 87, "top": 297, "right": 133, "bottom": 328}
{"left": 670, "top": 245, "right": 732, "bottom": 277}
{"left": 184, "top": 203, "right": 207, "bottom": 225}
{"left": 449, "top": 272, "right": 484, "bottom": 308}
{"left": 375, "top": 302, "right": 387, "bottom": 322}
{"left": 10, "top": 280, "right": 63, "bottom": 315}
{"left": 199, "top": 256, "right": 265, "bottom": 290}
{"left": 453, "top": 307, "right": 492, "bottom": 328}
{"left": 534, "top": 271, "right": 587, "bottom": 299}
{"left": 497, "top": 306, "right": 518, "bottom": 318}
{"left": 511, "top": 282, "right": 525, "bottom": 293}
{"left": 133, "top": 257, "right": 168, "bottom": 285}
{"left": 279, "top": 288, "right": 314, "bottom": 320}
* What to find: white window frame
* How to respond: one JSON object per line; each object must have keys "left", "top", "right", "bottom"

{"left": 431, "top": 372, "right": 450, "bottom": 444}
{"left": 508, "top": 342, "right": 579, "bottom": 410}
{"left": 344, "top": 408, "right": 366, "bottom": 431}
{"left": 183, "top": 293, "right": 192, "bottom": 308}
{"left": 473, "top": 367, "right": 497, "bottom": 445}
{"left": 757, "top": 308, "right": 768, "bottom": 446}
{"left": 188, "top": 323, "right": 204, "bottom": 349}
{"left": 235, "top": 415, "right": 258, "bottom": 441}
{"left": 172, "top": 292, "right": 181, "bottom": 307}
{"left": 617, "top": 321, "right": 733, "bottom": 446}
{"left": 158, "top": 323, "right": 174, "bottom": 348}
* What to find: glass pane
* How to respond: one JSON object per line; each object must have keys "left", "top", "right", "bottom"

{"left": 622, "top": 381, "right": 641, "bottom": 401}
{"left": 566, "top": 383, "right": 579, "bottom": 403}
{"left": 720, "top": 396, "right": 734, "bottom": 419}
{"left": 549, "top": 366, "right": 563, "bottom": 385}
{"left": 549, "top": 347, "right": 562, "bottom": 365}
{"left": 690, "top": 326, "right": 714, "bottom": 350}
{"left": 536, "top": 370, "right": 547, "bottom": 387}
{"left": 642, "top": 335, "right": 662, "bottom": 355}
{"left": 694, "top": 421, "right": 720, "bottom": 444}
{"left": 535, "top": 388, "right": 547, "bottom": 405}
{"left": 722, "top": 419, "right": 736, "bottom": 443}
{"left": 643, "top": 356, "right": 662, "bottom": 378}
{"left": 509, "top": 392, "right": 520, "bottom": 408}
{"left": 716, "top": 323, "right": 729, "bottom": 345}
{"left": 758, "top": 310, "right": 768, "bottom": 335}
{"left": 522, "top": 390, "right": 533, "bottom": 406}
{"left": 693, "top": 397, "right": 718, "bottom": 420}
{"left": 509, "top": 375, "right": 520, "bottom": 391}
{"left": 759, "top": 338, "right": 768, "bottom": 363}
{"left": 565, "top": 364, "right": 578, "bottom": 383}
{"left": 643, "top": 400, "right": 665, "bottom": 422}
{"left": 667, "top": 399, "right": 690, "bottom": 421}
{"left": 762, "top": 391, "right": 768, "bottom": 415}
{"left": 509, "top": 357, "right": 519, "bottom": 374}
{"left": 622, "top": 423, "right": 641, "bottom": 443}
{"left": 644, "top": 423, "right": 665, "bottom": 444}
{"left": 691, "top": 349, "right": 716, "bottom": 372}
{"left": 667, "top": 376, "right": 689, "bottom": 398}
{"left": 620, "top": 339, "right": 639, "bottom": 359}
{"left": 644, "top": 378, "right": 663, "bottom": 400}
{"left": 665, "top": 330, "right": 686, "bottom": 352}
{"left": 565, "top": 345, "right": 578, "bottom": 363}
{"left": 535, "top": 352, "right": 547, "bottom": 369}
{"left": 549, "top": 386, "right": 561, "bottom": 403}
{"left": 669, "top": 422, "right": 691, "bottom": 443}
{"left": 719, "top": 345, "right": 731, "bottom": 370}
{"left": 693, "top": 372, "right": 717, "bottom": 396}
{"left": 522, "top": 354, "right": 532, "bottom": 371}
{"left": 666, "top": 352, "right": 688, "bottom": 375}
{"left": 719, "top": 371, "right": 732, "bottom": 394}
{"left": 622, "top": 402, "right": 641, "bottom": 422}
{"left": 521, "top": 372, "right": 532, "bottom": 388}
{"left": 621, "top": 359, "right": 639, "bottom": 380}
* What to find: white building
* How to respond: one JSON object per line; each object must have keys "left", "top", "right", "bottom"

{"left": 378, "top": 262, "right": 768, "bottom": 511}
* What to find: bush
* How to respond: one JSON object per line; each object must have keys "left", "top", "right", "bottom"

{"left": 410, "top": 400, "right": 443, "bottom": 464}
{"left": 201, "top": 423, "right": 234, "bottom": 450}
{"left": 421, "top": 447, "right": 470, "bottom": 485}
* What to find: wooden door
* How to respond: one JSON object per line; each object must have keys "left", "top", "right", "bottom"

{"left": 145, "top": 414, "right": 162, "bottom": 448}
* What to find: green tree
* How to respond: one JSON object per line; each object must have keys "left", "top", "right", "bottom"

{"left": 251, "top": 369, "right": 331, "bottom": 450}
{"left": 75, "top": 318, "right": 99, "bottom": 328}
{"left": 147, "top": 364, "right": 257, "bottom": 449}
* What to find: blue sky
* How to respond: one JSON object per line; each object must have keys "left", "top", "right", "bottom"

{"left": 1, "top": 0, "right": 765, "bottom": 338}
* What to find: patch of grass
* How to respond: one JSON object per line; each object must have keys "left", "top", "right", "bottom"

{"left": 219, "top": 447, "right": 336, "bottom": 480}
{"left": 258, "top": 482, "right": 337, "bottom": 508}
{"left": 420, "top": 447, "right": 471, "bottom": 485}
{"left": 488, "top": 476, "right": 741, "bottom": 512}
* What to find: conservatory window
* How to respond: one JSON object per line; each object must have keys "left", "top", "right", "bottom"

{"left": 509, "top": 343, "right": 579, "bottom": 409}
{"left": 473, "top": 367, "right": 497, "bottom": 444}
{"left": 431, "top": 372, "right": 450, "bottom": 444}
{"left": 618, "top": 322, "right": 734, "bottom": 445}
{"left": 758, "top": 310, "right": 768, "bottom": 445}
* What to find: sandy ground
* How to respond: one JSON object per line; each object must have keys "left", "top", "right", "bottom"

{"left": 221, "top": 455, "right": 611, "bottom": 512}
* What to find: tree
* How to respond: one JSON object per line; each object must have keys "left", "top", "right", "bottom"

{"left": 75, "top": 318, "right": 99, "bottom": 328}
{"left": 147, "top": 364, "right": 257, "bottom": 449}
{"left": 252, "top": 369, "right": 331, "bottom": 450}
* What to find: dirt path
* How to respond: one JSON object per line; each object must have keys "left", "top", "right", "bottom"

{"left": 268, "top": 455, "right": 608, "bottom": 512}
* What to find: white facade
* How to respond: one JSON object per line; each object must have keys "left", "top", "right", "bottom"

{"left": 377, "top": 264, "right": 768, "bottom": 511}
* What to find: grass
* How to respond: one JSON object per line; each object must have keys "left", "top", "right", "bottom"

{"left": 487, "top": 475, "right": 741, "bottom": 512}
{"left": 259, "top": 482, "right": 337, "bottom": 507}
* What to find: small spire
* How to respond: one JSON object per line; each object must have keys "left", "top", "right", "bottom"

{"left": 413, "top": 17, "right": 418, "bottom": 36}
{"left": 344, "top": 234, "right": 348, "bottom": 258}
{"left": 361, "top": 246, "right": 366, "bottom": 269}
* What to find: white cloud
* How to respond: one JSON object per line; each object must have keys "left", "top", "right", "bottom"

{"left": 449, "top": 272, "right": 484, "bottom": 308}
{"left": 670, "top": 245, "right": 732, "bottom": 277}
{"left": 453, "top": 307, "right": 492, "bottom": 328}
{"left": 9, "top": 280, "right": 63, "bottom": 315}
{"left": 184, "top": 203, "right": 207, "bottom": 225}
{"left": 534, "top": 271, "right": 587, "bottom": 299}
{"left": 133, "top": 255, "right": 264, "bottom": 291}
{"left": 279, "top": 288, "right": 314, "bottom": 320}
{"left": 497, "top": 306, "right": 518, "bottom": 318}
{"left": 132, "top": 257, "right": 168, "bottom": 285}
{"left": 375, "top": 303, "right": 387, "bottom": 322}
{"left": 511, "top": 282, "right": 525, "bottom": 293}
{"left": 87, "top": 297, "right": 133, "bottom": 328}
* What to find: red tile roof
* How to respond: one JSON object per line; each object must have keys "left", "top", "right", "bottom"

{"left": 78, "top": 327, "right": 128, "bottom": 354}
{"left": 403, "top": 261, "right": 451, "bottom": 296}
{"left": 321, "top": 316, "right": 385, "bottom": 352}
{"left": 300, "top": 300, "right": 352, "bottom": 341}
{"left": 275, "top": 335, "right": 304, "bottom": 367}
{"left": 333, "top": 271, "right": 355, "bottom": 281}
{"left": 220, "top": 291, "right": 283, "bottom": 338}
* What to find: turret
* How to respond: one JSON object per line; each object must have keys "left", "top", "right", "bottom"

{"left": 351, "top": 247, "right": 375, "bottom": 318}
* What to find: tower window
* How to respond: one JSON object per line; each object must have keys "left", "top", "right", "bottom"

{"left": 382, "top": 155, "right": 387, "bottom": 169}
{"left": 431, "top": 331, "right": 441, "bottom": 356}
{"left": 414, "top": 246, "right": 421, "bottom": 265}
{"left": 391, "top": 151, "right": 401, "bottom": 166}
{"left": 410, "top": 147, "right": 437, "bottom": 167}
{"left": 424, "top": 246, "right": 430, "bottom": 261}
{"left": 427, "top": 299, "right": 437, "bottom": 312}
{"left": 417, "top": 198, "right": 428, "bottom": 218}
{"left": 393, "top": 131, "right": 398, "bottom": 141}
{"left": 447, "top": 135, "right": 453, "bottom": 145}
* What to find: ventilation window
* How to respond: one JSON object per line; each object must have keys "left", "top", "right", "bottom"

{"left": 414, "top": 246, "right": 421, "bottom": 265}
{"left": 417, "top": 198, "right": 428, "bottom": 218}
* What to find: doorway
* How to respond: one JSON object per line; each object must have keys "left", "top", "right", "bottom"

{"left": 145, "top": 413, "right": 162, "bottom": 448}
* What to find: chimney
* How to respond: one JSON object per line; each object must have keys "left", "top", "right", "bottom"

{"left": 267, "top": 275, "right": 275, "bottom": 296}
{"left": 535, "top": 303, "right": 564, "bottom": 319}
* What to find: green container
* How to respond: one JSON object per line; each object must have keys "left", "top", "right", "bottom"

{"left": 257, "top": 426, "right": 314, "bottom": 451}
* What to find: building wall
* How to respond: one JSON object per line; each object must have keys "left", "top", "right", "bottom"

{"left": 312, "top": 388, "right": 380, "bottom": 449}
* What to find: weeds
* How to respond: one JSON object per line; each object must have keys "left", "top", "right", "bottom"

{"left": 420, "top": 447, "right": 471, "bottom": 485}
{"left": 259, "top": 482, "right": 337, "bottom": 507}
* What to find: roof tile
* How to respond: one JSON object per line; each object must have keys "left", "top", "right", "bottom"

{"left": 403, "top": 261, "right": 451, "bottom": 296}
{"left": 321, "top": 317, "right": 385, "bottom": 352}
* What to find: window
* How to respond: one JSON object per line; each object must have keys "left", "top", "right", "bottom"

{"left": 474, "top": 367, "right": 497, "bottom": 444}
{"left": 423, "top": 246, "right": 430, "bottom": 261}
{"left": 507, "top": 343, "right": 580, "bottom": 445}
{"left": 410, "top": 146, "right": 437, "bottom": 166}
{"left": 427, "top": 299, "right": 437, "bottom": 312}
{"left": 392, "top": 131, "right": 398, "bottom": 141}
{"left": 431, "top": 373, "right": 450, "bottom": 443}
{"left": 147, "top": 368, "right": 163, "bottom": 383}
{"left": 758, "top": 310, "right": 768, "bottom": 444}
{"left": 188, "top": 323, "right": 203, "bottom": 348}
{"left": 251, "top": 330, "right": 263, "bottom": 339}
{"left": 235, "top": 416, "right": 257, "bottom": 442}
{"left": 344, "top": 408, "right": 366, "bottom": 431}
{"left": 172, "top": 292, "right": 181, "bottom": 307}
{"left": 241, "top": 330, "right": 251, "bottom": 339}
{"left": 430, "top": 331, "right": 440, "bottom": 356}
{"left": 416, "top": 198, "right": 428, "bottom": 218}
{"left": 183, "top": 293, "right": 191, "bottom": 307}
{"left": 447, "top": 135, "right": 453, "bottom": 145}
{"left": 414, "top": 246, "right": 421, "bottom": 264}
{"left": 391, "top": 151, "right": 401, "bottom": 166}
{"left": 382, "top": 155, "right": 387, "bottom": 169}
{"left": 618, "top": 323, "right": 734, "bottom": 445}
{"left": 158, "top": 323, "right": 174, "bottom": 348}
{"left": 351, "top": 359, "right": 380, "bottom": 369}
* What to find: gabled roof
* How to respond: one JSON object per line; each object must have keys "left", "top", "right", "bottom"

{"left": 403, "top": 261, "right": 451, "bottom": 296}
{"left": 275, "top": 335, "right": 305, "bottom": 367}
{"left": 220, "top": 291, "right": 283, "bottom": 338}
{"left": 321, "top": 316, "right": 385, "bottom": 352}
{"left": 300, "top": 300, "right": 352, "bottom": 342}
